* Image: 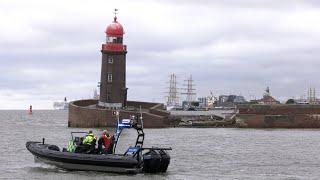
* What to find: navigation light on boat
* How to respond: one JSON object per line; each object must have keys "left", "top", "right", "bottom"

{"left": 118, "top": 119, "right": 132, "bottom": 129}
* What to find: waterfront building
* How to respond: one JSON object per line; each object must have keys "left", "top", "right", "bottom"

{"left": 250, "top": 87, "right": 280, "bottom": 105}
{"left": 198, "top": 97, "right": 208, "bottom": 108}
{"left": 217, "top": 95, "right": 247, "bottom": 107}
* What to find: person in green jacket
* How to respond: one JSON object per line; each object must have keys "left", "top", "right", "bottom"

{"left": 80, "top": 130, "right": 97, "bottom": 153}
{"left": 83, "top": 130, "right": 96, "bottom": 145}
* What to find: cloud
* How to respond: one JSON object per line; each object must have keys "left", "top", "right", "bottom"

{"left": 0, "top": 0, "right": 320, "bottom": 109}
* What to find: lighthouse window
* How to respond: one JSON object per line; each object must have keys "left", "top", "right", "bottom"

{"left": 116, "top": 37, "right": 123, "bottom": 43}
{"left": 107, "top": 92, "right": 111, "bottom": 101}
{"left": 107, "top": 37, "right": 117, "bottom": 43}
{"left": 108, "top": 57, "right": 113, "bottom": 64}
{"left": 107, "top": 74, "right": 112, "bottom": 82}
{"left": 107, "top": 36, "right": 122, "bottom": 43}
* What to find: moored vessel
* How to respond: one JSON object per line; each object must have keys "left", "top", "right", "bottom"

{"left": 53, "top": 97, "right": 68, "bottom": 110}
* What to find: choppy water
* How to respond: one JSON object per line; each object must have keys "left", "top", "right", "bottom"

{"left": 1, "top": 110, "right": 320, "bottom": 179}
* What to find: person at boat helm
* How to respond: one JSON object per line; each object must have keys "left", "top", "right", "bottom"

{"left": 83, "top": 130, "right": 97, "bottom": 145}
{"left": 80, "top": 130, "right": 97, "bottom": 153}
{"left": 98, "top": 130, "right": 114, "bottom": 154}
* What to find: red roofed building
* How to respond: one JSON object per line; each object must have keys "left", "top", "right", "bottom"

{"left": 251, "top": 87, "right": 280, "bottom": 105}
{"left": 256, "top": 94, "right": 280, "bottom": 104}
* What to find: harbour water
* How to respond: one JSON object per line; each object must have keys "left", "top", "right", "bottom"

{"left": 2, "top": 110, "right": 320, "bottom": 179}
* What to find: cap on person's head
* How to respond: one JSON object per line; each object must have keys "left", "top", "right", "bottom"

{"left": 89, "top": 130, "right": 93, "bottom": 134}
{"left": 103, "top": 129, "right": 108, "bottom": 134}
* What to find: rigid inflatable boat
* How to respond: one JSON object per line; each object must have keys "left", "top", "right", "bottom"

{"left": 26, "top": 113, "right": 171, "bottom": 174}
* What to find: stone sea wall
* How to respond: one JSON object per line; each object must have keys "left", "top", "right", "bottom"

{"left": 236, "top": 104, "right": 320, "bottom": 128}
{"left": 68, "top": 99, "right": 170, "bottom": 128}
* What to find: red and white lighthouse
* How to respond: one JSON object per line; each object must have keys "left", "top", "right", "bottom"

{"left": 99, "top": 12, "right": 128, "bottom": 109}
{"left": 68, "top": 11, "right": 170, "bottom": 128}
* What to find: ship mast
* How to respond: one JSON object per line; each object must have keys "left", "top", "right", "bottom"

{"left": 181, "top": 75, "right": 196, "bottom": 107}
{"left": 165, "top": 73, "right": 180, "bottom": 107}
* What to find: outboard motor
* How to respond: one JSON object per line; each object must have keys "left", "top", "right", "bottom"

{"left": 142, "top": 148, "right": 171, "bottom": 173}
{"left": 143, "top": 150, "right": 161, "bottom": 173}
{"left": 158, "top": 149, "right": 170, "bottom": 172}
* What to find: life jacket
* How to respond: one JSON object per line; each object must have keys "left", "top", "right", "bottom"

{"left": 83, "top": 133, "right": 96, "bottom": 145}
{"left": 101, "top": 134, "right": 113, "bottom": 150}
{"left": 67, "top": 140, "right": 76, "bottom": 152}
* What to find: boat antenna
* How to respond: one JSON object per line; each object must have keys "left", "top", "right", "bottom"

{"left": 112, "top": 110, "right": 121, "bottom": 154}
{"left": 116, "top": 110, "right": 120, "bottom": 124}
{"left": 140, "top": 105, "right": 143, "bottom": 129}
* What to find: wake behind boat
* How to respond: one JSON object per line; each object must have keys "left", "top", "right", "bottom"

{"left": 26, "top": 112, "right": 171, "bottom": 174}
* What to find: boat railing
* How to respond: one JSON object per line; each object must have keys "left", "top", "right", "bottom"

{"left": 70, "top": 132, "right": 88, "bottom": 140}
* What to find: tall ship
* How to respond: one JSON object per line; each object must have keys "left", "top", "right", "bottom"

{"left": 53, "top": 97, "right": 69, "bottom": 110}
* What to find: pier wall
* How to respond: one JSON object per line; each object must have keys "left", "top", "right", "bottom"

{"left": 236, "top": 104, "right": 320, "bottom": 128}
{"left": 68, "top": 99, "right": 170, "bottom": 128}
{"left": 238, "top": 104, "right": 320, "bottom": 115}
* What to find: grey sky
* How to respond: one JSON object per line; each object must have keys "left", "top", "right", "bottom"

{"left": 1, "top": 0, "right": 320, "bottom": 109}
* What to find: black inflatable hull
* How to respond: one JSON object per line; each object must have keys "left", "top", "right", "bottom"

{"left": 26, "top": 142, "right": 142, "bottom": 174}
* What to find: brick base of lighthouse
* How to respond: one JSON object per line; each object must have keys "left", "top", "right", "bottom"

{"left": 68, "top": 99, "right": 171, "bottom": 128}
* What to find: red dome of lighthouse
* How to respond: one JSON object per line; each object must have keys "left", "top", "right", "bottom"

{"left": 105, "top": 17, "right": 124, "bottom": 37}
